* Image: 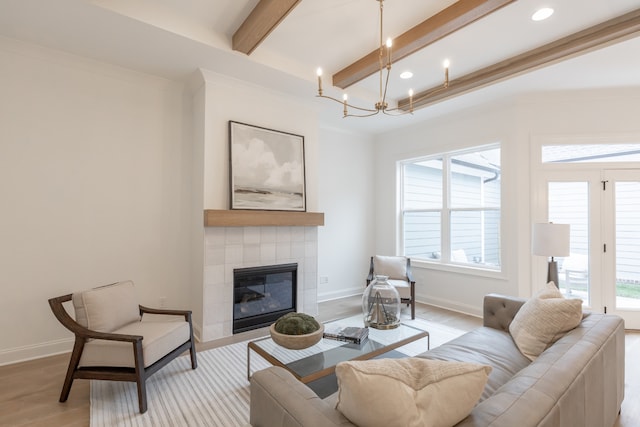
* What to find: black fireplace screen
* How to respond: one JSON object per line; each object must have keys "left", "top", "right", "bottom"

{"left": 233, "top": 263, "right": 297, "bottom": 333}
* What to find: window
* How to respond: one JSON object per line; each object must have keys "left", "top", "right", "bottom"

{"left": 542, "top": 143, "right": 640, "bottom": 163}
{"left": 401, "top": 145, "right": 501, "bottom": 269}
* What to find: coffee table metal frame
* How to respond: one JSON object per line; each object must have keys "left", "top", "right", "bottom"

{"left": 247, "top": 319, "right": 429, "bottom": 384}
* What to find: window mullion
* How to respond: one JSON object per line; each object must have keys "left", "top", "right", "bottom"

{"left": 442, "top": 154, "right": 451, "bottom": 263}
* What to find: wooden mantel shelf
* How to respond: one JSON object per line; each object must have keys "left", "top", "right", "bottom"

{"left": 204, "top": 210, "right": 324, "bottom": 227}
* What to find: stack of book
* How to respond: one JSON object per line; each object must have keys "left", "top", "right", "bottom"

{"left": 323, "top": 325, "right": 369, "bottom": 344}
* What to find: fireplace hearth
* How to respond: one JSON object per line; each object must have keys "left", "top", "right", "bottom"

{"left": 233, "top": 263, "right": 297, "bottom": 333}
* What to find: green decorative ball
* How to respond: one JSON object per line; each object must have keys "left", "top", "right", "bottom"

{"left": 274, "top": 312, "right": 320, "bottom": 335}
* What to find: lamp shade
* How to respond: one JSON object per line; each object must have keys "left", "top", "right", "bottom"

{"left": 532, "top": 223, "right": 570, "bottom": 257}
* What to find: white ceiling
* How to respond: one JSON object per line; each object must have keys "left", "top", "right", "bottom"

{"left": 1, "top": 0, "right": 640, "bottom": 135}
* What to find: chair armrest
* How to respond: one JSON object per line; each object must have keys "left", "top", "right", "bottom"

{"left": 139, "top": 305, "right": 193, "bottom": 322}
{"left": 483, "top": 293, "right": 526, "bottom": 332}
{"left": 48, "top": 294, "right": 143, "bottom": 343}
{"left": 406, "top": 260, "right": 414, "bottom": 284}
{"left": 366, "top": 257, "right": 374, "bottom": 284}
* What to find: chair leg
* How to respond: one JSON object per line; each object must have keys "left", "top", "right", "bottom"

{"left": 189, "top": 344, "right": 198, "bottom": 370}
{"left": 410, "top": 282, "right": 416, "bottom": 320}
{"left": 136, "top": 378, "right": 147, "bottom": 414}
{"left": 132, "top": 340, "right": 148, "bottom": 413}
{"left": 60, "top": 338, "right": 85, "bottom": 402}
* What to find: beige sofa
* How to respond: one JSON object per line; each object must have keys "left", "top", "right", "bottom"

{"left": 249, "top": 294, "right": 625, "bottom": 427}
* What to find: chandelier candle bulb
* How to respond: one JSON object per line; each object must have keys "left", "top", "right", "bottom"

{"left": 443, "top": 59, "right": 450, "bottom": 88}
{"left": 409, "top": 89, "right": 414, "bottom": 113}
{"left": 316, "top": 67, "right": 323, "bottom": 96}
{"left": 314, "top": 0, "right": 412, "bottom": 117}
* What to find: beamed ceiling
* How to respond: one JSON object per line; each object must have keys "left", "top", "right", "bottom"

{"left": 1, "top": 0, "right": 640, "bottom": 134}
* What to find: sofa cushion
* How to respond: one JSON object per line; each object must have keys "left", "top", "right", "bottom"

{"left": 509, "top": 282, "right": 583, "bottom": 361}
{"left": 418, "top": 326, "right": 531, "bottom": 401}
{"left": 335, "top": 357, "right": 491, "bottom": 427}
{"left": 78, "top": 314, "right": 190, "bottom": 368}
{"left": 72, "top": 281, "right": 141, "bottom": 332}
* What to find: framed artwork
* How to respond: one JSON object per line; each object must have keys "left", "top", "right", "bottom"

{"left": 229, "top": 121, "right": 306, "bottom": 211}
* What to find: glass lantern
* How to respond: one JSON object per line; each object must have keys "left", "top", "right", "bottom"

{"left": 362, "top": 275, "right": 401, "bottom": 329}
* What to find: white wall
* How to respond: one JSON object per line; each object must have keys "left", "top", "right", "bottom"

{"left": 317, "top": 127, "right": 375, "bottom": 301}
{"left": 374, "top": 89, "right": 640, "bottom": 316}
{"left": 0, "top": 40, "right": 376, "bottom": 364}
{"left": 0, "top": 38, "right": 194, "bottom": 364}
{"left": 198, "top": 69, "right": 319, "bottom": 211}
{"left": 374, "top": 101, "right": 521, "bottom": 316}
{"left": 191, "top": 70, "right": 378, "bottom": 332}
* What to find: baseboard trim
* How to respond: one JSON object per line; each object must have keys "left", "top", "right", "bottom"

{"left": 0, "top": 337, "right": 73, "bottom": 367}
{"left": 193, "top": 324, "right": 203, "bottom": 343}
{"left": 318, "top": 287, "right": 362, "bottom": 303}
{"left": 417, "top": 295, "right": 482, "bottom": 318}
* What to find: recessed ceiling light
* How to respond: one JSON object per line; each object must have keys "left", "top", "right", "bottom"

{"left": 532, "top": 7, "right": 554, "bottom": 21}
{"left": 400, "top": 71, "right": 413, "bottom": 79}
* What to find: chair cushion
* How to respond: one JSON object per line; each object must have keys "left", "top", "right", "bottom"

{"left": 509, "top": 282, "right": 583, "bottom": 361}
{"left": 78, "top": 314, "right": 190, "bottom": 368}
{"left": 335, "top": 357, "right": 491, "bottom": 427}
{"left": 373, "top": 255, "right": 407, "bottom": 280}
{"left": 387, "top": 279, "right": 410, "bottom": 299}
{"left": 72, "top": 281, "right": 141, "bottom": 332}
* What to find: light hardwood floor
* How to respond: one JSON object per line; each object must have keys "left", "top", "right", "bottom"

{"left": 0, "top": 296, "right": 637, "bottom": 427}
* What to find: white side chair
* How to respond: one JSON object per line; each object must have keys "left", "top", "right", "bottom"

{"left": 366, "top": 255, "right": 416, "bottom": 319}
{"left": 48, "top": 280, "right": 197, "bottom": 413}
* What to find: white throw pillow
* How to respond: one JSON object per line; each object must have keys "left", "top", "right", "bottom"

{"left": 373, "top": 255, "right": 407, "bottom": 280}
{"left": 72, "top": 280, "right": 141, "bottom": 332}
{"left": 509, "top": 282, "right": 583, "bottom": 361}
{"left": 335, "top": 357, "right": 491, "bottom": 427}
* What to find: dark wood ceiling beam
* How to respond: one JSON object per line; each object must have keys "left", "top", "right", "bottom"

{"left": 332, "top": 0, "right": 515, "bottom": 89}
{"left": 233, "top": 0, "right": 301, "bottom": 55}
{"left": 398, "top": 7, "right": 640, "bottom": 111}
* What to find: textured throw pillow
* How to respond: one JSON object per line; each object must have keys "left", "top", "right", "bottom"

{"left": 335, "top": 358, "right": 491, "bottom": 427}
{"left": 509, "top": 282, "right": 583, "bottom": 361}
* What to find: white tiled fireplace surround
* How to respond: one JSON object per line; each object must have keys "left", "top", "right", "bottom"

{"left": 202, "top": 226, "right": 319, "bottom": 342}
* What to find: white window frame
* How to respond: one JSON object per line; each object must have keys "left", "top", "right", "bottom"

{"left": 399, "top": 143, "right": 502, "bottom": 273}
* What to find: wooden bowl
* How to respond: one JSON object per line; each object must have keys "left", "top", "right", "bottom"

{"left": 269, "top": 323, "right": 324, "bottom": 350}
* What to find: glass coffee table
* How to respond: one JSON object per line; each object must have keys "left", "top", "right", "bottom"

{"left": 247, "top": 316, "right": 429, "bottom": 388}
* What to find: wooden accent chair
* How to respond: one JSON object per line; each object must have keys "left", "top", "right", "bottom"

{"left": 48, "top": 280, "right": 197, "bottom": 413}
{"left": 367, "top": 255, "right": 416, "bottom": 319}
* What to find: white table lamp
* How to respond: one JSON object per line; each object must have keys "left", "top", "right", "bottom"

{"left": 532, "top": 223, "right": 570, "bottom": 288}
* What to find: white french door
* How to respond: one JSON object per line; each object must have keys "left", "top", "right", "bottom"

{"left": 602, "top": 169, "right": 640, "bottom": 329}
{"left": 543, "top": 170, "right": 640, "bottom": 329}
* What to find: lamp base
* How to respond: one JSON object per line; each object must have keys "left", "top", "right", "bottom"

{"left": 547, "top": 260, "right": 559, "bottom": 288}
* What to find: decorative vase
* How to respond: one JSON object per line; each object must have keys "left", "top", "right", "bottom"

{"left": 362, "top": 275, "right": 401, "bottom": 329}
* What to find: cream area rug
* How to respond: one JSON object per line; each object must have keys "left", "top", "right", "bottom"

{"left": 90, "top": 318, "right": 466, "bottom": 427}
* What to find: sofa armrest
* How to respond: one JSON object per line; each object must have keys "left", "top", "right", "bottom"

{"left": 483, "top": 294, "right": 526, "bottom": 332}
{"left": 250, "top": 367, "right": 354, "bottom": 427}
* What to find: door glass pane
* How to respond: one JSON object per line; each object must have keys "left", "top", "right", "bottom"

{"left": 548, "top": 182, "right": 590, "bottom": 303}
{"left": 615, "top": 181, "right": 640, "bottom": 309}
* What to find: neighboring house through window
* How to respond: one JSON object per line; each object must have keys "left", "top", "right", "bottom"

{"left": 400, "top": 144, "right": 501, "bottom": 270}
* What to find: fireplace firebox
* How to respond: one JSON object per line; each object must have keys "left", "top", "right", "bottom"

{"left": 233, "top": 263, "right": 297, "bottom": 334}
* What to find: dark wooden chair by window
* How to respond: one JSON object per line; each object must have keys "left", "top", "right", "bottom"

{"left": 367, "top": 255, "right": 416, "bottom": 319}
{"left": 48, "top": 280, "right": 197, "bottom": 413}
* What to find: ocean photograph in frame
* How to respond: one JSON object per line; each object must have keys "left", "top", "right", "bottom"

{"left": 229, "top": 121, "right": 306, "bottom": 211}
